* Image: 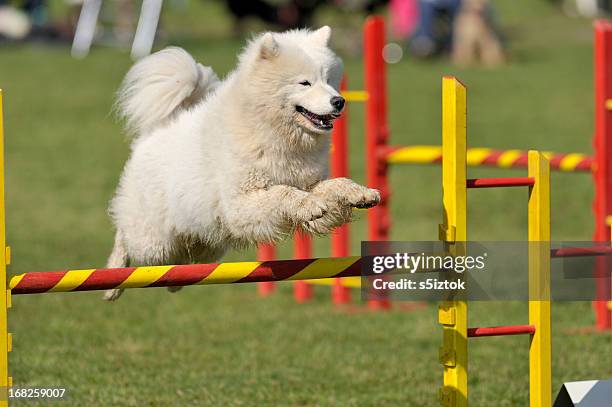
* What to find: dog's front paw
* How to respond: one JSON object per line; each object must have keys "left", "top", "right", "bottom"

{"left": 349, "top": 187, "right": 381, "bottom": 209}
{"left": 295, "top": 195, "right": 328, "bottom": 223}
{"left": 312, "top": 178, "right": 381, "bottom": 209}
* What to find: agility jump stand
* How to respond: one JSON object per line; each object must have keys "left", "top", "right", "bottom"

{"left": 257, "top": 16, "right": 385, "bottom": 308}
{"left": 368, "top": 20, "right": 612, "bottom": 330}
{"left": 1, "top": 78, "right": 552, "bottom": 407}
{"left": 438, "top": 77, "right": 551, "bottom": 407}
{"left": 0, "top": 80, "right": 605, "bottom": 405}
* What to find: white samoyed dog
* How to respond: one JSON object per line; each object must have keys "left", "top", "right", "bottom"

{"left": 104, "top": 26, "right": 380, "bottom": 301}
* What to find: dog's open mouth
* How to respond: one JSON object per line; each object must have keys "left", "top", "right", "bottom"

{"left": 296, "top": 106, "right": 340, "bottom": 130}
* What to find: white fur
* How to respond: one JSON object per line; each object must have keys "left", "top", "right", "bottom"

{"left": 104, "top": 27, "right": 380, "bottom": 301}
{"left": 116, "top": 47, "right": 220, "bottom": 135}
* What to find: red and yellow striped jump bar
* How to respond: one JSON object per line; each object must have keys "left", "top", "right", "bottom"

{"left": 385, "top": 145, "right": 594, "bottom": 172}
{"left": 9, "top": 256, "right": 361, "bottom": 295}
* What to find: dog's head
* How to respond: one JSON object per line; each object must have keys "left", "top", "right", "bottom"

{"left": 240, "top": 27, "right": 344, "bottom": 137}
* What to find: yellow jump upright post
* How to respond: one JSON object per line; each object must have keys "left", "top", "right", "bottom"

{"left": 437, "top": 76, "right": 552, "bottom": 407}
{"left": 0, "top": 90, "right": 10, "bottom": 406}
{"left": 438, "top": 77, "right": 468, "bottom": 407}
{"left": 528, "top": 151, "right": 552, "bottom": 407}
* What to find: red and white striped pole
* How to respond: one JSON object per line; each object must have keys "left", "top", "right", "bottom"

{"left": 331, "top": 76, "right": 352, "bottom": 305}
{"left": 256, "top": 243, "right": 276, "bottom": 296}
{"left": 293, "top": 231, "right": 313, "bottom": 302}
{"left": 592, "top": 20, "right": 612, "bottom": 330}
{"left": 365, "top": 16, "right": 391, "bottom": 310}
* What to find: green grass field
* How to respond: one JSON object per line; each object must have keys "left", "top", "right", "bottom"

{"left": 0, "top": 1, "right": 611, "bottom": 405}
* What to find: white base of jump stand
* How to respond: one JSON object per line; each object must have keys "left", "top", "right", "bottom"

{"left": 553, "top": 379, "right": 612, "bottom": 406}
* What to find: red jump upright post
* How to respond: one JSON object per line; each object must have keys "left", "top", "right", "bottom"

{"left": 331, "top": 77, "right": 351, "bottom": 305}
{"left": 365, "top": 16, "right": 391, "bottom": 310}
{"left": 593, "top": 20, "right": 612, "bottom": 331}
{"left": 293, "top": 231, "right": 313, "bottom": 302}
{"left": 256, "top": 244, "right": 276, "bottom": 296}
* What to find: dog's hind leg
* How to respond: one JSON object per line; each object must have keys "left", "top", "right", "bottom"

{"left": 103, "top": 231, "right": 129, "bottom": 301}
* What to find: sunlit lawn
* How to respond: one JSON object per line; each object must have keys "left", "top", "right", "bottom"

{"left": 0, "top": 1, "right": 610, "bottom": 405}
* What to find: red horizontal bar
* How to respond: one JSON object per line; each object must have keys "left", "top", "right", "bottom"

{"left": 466, "top": 177, "right": 535, "bottom": 188}
{"left": 551, "top": 246, "right": 612, "bottom": 258}
{"left": 468, "top": 325, "right": 536, "bottom": 338}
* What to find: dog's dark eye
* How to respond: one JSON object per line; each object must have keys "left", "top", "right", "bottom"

{"left": 299, "top": 80, "right": 311, "bottom": 86}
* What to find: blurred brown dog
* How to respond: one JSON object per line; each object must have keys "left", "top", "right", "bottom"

{"left": 452, "top": 0, "right": 505, "bottom": 67}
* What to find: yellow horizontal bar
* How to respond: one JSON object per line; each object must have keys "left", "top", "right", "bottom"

{"left": 341, "top": 90, "right": 368, "bottom": 102}
{"left": 388, "top": 145, "right": 594, "bottom": 172}
{"left": 305, "top": 277, "right": 361, "bottom": 288}
{"left": 387, "top": 145, "right": 442, "bottom": 164}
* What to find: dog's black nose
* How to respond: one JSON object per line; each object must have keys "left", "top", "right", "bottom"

{"left": 331, "top": 96, "right": 345, "bottom": 111}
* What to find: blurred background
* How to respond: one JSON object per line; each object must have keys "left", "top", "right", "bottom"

{"left": 0, "top": 1, "right": 611, "bottom": 406}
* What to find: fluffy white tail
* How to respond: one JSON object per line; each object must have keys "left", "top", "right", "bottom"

{"left": 116, "top": 47, "right": 219, "bottom": 136}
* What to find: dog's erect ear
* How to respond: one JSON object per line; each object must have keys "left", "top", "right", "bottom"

{"left": 311, "top": 26, "right": 331, "bottom": 46}
{"left": 260, "top": 33, "right": 280, "bottom": 59}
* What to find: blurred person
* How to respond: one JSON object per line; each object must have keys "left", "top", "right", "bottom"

{"left": 0, "top": 0, "right": 83, "bottom": 42}
{"left": 223, "top": 0, "right": 329, "bottom": 31}
{"left": 1, "top": 0, "right": 63, "bottom": 38}
{"left": 0, "top": 0, "right": 36, "bottom": 40}
{"left": 0, "top": 0, "right": 45, "bottom": 24}
{"left": 408, "top": 0, "right": 461, "bottom": 57}
{"left": 224, "top": 0, "right": 289, "bottom": 33}
{"left": 390, "top": 0, "right": 419, "bottom": 39}
{"left": 0, "top": 4, "right": 30, "bottom": 40}
{"left": 452, "top": 0, "right": 505, "bottom": 66}
{"left": 223, "top": 0, "right": 388, "bottom": 33}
